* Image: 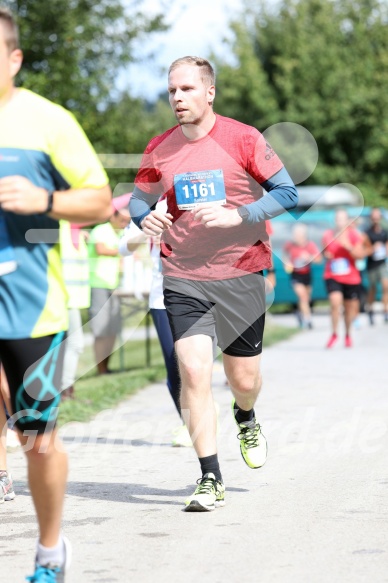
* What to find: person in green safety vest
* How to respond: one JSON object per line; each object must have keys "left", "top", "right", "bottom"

{"left": 88, "top": 209, "right": 130, "bottom": 374}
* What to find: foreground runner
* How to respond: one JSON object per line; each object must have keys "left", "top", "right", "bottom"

{"left": 0, "top": 9, "right": 111, "bottom": 581}
{"left": 130, "top": 56, "right": 297, "bottom": 511}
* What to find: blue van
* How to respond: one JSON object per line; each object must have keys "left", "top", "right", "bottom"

{"left": 268, "top": 186, "right": 387, "bottom": 305}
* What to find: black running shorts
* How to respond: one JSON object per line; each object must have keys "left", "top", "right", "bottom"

{"left": 325, "top": 278, "right": 360, "bottom": 300}
{"left": 291, "top": 272, "right": 311, "bottom": 287}
{"left": 163, "top": 272, "right": 266, "bottom": 357}
{"left": 0, "top": 332, "right": 66, "bottom": 434}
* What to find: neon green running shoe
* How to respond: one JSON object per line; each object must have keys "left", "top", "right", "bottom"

{"left": 185, "top": 473, "right": 225, "bottom": 512}
{"left": 232, "top": 399, "right": 268, "bottom": 469}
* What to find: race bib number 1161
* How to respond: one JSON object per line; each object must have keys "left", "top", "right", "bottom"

{"left": 174, "top": 169, "right": 226, "bottom": 210}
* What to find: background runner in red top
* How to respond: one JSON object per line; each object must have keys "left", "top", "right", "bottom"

{"left": 284, "top": 240, "right": 320, "bottom": 275}
{"left": 323, "top": 227, "right": 363, "bottom": 285}
{"left": 322, "top": 209, "right": 365, "bottom": 348}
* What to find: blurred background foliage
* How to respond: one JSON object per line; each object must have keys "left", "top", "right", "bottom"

{"left": 4, "top": 0, "right": 388, "bottom": 206}
{"left": 215, "top": 0, "right": 388, "bottom": 206}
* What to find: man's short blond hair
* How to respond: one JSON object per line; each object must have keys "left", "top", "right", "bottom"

{"left": 168, "top": 56, "right": 215, "bottom": 87}
{"left": 0, "top": 7, "right": 19, "bottom": 52}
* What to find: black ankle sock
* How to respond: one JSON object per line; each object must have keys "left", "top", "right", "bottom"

{"left": 199, "top": 454, "right": 222, "bottom": 483}
{"left": 234, "top": 403, "right": 255, "bottom": 424}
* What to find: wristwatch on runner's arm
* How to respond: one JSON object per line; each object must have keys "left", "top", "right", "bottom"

{"left": 44, "top": 190, "right": 54, "bottom": 214}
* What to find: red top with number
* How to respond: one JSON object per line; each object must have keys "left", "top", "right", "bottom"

{"left": 135, "top": 115, "right": 283, "bottom": 281}
{"left": 283, "top": 241, "right": 320, "bottom": 274}
{"left": 322, "top": 228, "right": 362, "bottom": 284}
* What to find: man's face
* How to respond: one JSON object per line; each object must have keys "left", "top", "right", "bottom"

{"left": 168, "top": 65, "right": 215, "bottom": 126}
{"left": 0, "top": 24, "right": 22, "bottom": 98}
{"left": 371, "top": 209, "right": 381, "bottom": 225}
{"left": 293, "top": 224, "right": 307, "bottom": 245}
{"left": 335, "top": 210, "right": 349, "bottom": 230}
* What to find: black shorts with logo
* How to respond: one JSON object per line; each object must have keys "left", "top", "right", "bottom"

{"left": 0, "top": 332, "right": 66, "bottom": 434}
{"left": 163, "top": 272, "right": 266, "bottom": 357}
{"left": 325, "top": 278, "right": 360, "bottom": 300}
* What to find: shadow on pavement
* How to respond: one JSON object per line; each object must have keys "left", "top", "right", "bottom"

{"left": 61, "top": 436, "right": 171, "bottom": 447}
{"left": 12, "top": 477, "right": 249, "bottom": 507}
{"left": 66, "top": 481, "right": 192, "bottom": 505}
{"left": 65, "top": 481, "right": 249, "bottom": 506}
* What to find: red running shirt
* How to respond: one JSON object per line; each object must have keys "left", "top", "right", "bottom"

{"left": 283, "top": 241, "right": 320, "bottom": 274}
{"left": 322, "top": 228, "right": 362, "bottom": 284}
{"left": 135, "top": 115, "right": 283, "bottom": 281}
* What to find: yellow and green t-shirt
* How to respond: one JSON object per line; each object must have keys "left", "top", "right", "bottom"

{"left": 0, "top": 89, "right": 108, "bottom": 339}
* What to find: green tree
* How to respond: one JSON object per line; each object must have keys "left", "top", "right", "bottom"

{"left": 4, "top": 0, "right": 171, "bottom": 190}
{"left": 6, "top": 0, "right": 166, "bottom": 113}
{"left": 215, "top": 0, "right": 388, "bottom": 205}
{"left": 95, "top": 94, "right": 175, "bottom": 191}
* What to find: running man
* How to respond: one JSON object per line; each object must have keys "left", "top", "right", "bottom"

{"left": 129, "top": 56, "right": 298, "bottom": 511}
{"left": 363, "top": 208, "right": 388, "bottom": 324}
{"left": 0, "top": 8, "right": 111, "bottom": 581}
{"left": 283, "top": 223, "right": 321, "bottom": 328}
{"left": 322, "top": 209, "right": 365, "bottom": 348}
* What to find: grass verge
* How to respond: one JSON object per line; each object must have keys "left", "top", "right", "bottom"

{"left": 264, "top": 320, "right": 298, "bottom": 347}
{"left": 58, "top": 338, "right": 165, "bottom": 426}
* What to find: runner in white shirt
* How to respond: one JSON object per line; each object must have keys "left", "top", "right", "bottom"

{"left": 119, "top": 200, "right": 191, "bottom": 447}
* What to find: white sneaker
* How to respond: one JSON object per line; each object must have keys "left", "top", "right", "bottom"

{"left": 171, "top": 424, "right": 192, "bottom": 447}
{"left": 6, "top": 429, "right": 20, "bottom": 451}
{"left": 185, "top": 473, "right": 225, "bottom": 512}
{"left": 27, "top": 536, "right": 72, "bottom": 582}
{"left": 232, "top": 399, "right": 268, "bottom": 469}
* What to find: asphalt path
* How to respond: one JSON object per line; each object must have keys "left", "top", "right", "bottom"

{"left": 2, "top": 313, "right": 387, "bottom": 583}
